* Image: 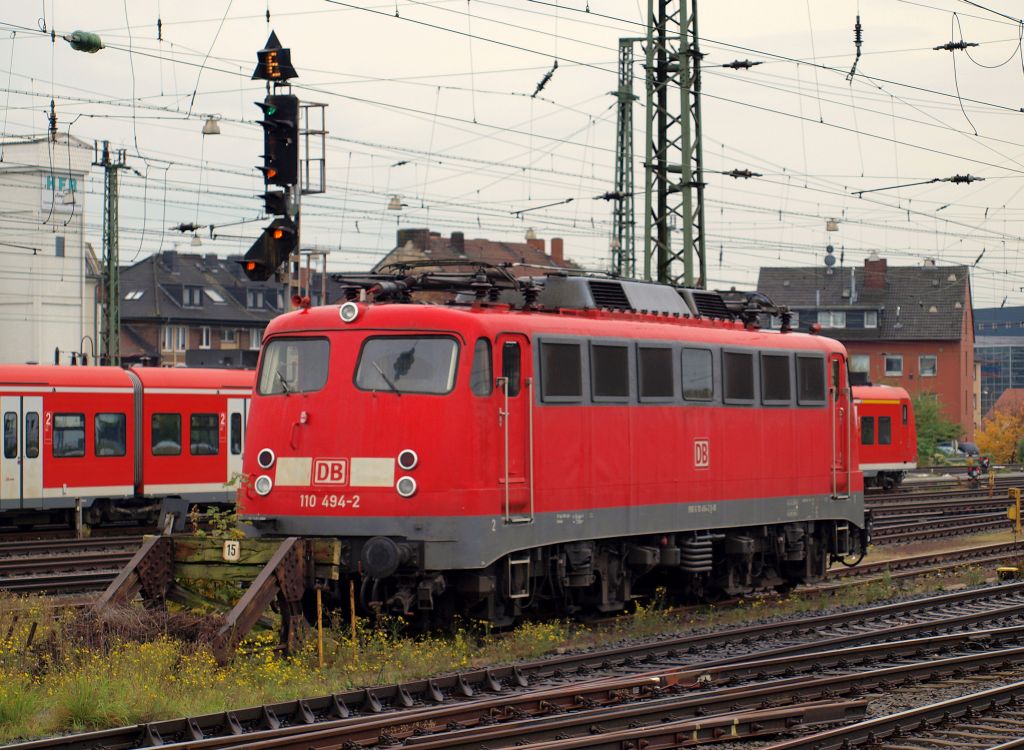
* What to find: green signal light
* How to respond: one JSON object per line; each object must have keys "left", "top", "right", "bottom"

{"left": 266, "top": 105, "right": 277, "bottom": 116}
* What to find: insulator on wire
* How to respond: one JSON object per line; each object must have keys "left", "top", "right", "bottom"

{"left": 846, "top": 15, "right": 863, "bottom": 81}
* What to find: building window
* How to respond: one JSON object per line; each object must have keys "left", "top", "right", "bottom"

{"left": 176, "top": 326, "right": 187, "bottom": 351}
{"left": 884, "top": 355, "right": 903, "bottom": 376}
{"left": 819, "top": 311, "right": 846, "bottom": 329}
{"left": 162, "top": 326, "right": 173, "bottom": 352}
{"left": 920, "top": 355, "right": 937, "bottom": 377}
{"left": 183, "top": 286, "right": 203, "bottom": 307}
{"left": 200, "top": 326, "right": 211, "bottom": 349}
{"left": 124, "top": 290, "right": 144, "bottom": 301}
{"left": 204, "top": 288, "right": 225, "bottom": 303}
{"left": 864, "top": 310, "right": 878, "bottom": 328}
{"left": 850, "top": 354, "right": 870, "bottom": 373}
{"left": 223, "top": 328, "right": 237, "bottom": 344}
{"left": 247, "top": 289, "right": 263, "bottom": 309}
{"left": 55, "top": 235, "right": 65, "bottom": 257}
{"left": 249, "top": 328, "right": 262, "bottom": 350}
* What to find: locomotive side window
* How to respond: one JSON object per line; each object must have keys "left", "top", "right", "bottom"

{"left": 796, "top": 356, "right": 827, "bottom": 405}
{"left": 24, "top": 413, "right": 39, "bottom": 459}
{"left": 761, "top": 353, "right": 792, "bottom": 404}
{"left": 723, "top": 351, "right": 755, "bottom": 403}
{"left": 470, "top": 338, "right": 493, "bottom": 397}
{"left": 355, "top": 336, "right": 459, "bottom": 395}
{"left": 540, "top": 342, "right": 583, "bottom": 401}
{"left": 638, "top": 347, "right": 674, "bottom": 400}
{"left": 591, "top": 344, "right": 630, "bottom": 400}
{"left": 95, "top": 413, "right": 126, "bottom": 457}
{"left": 878, "top": 416, "right": 892, "bottom": 445}
{"left": 52, "top": 413, "right": 86, "bottom": 458}
{"left": 682, "top": 348, "right": 713, "bottom": 401}
{"left": 3, "top": 412, "right": 16, "bottom": 459}
{"left": 230, "top": 413, "right": 243, "bottom": 455}
{"left": 151, "top": 413, "right": 182, "bottom": 456}
{"left": 190, "top": 414, "right": 219, "bottom": 455}
{"left": 259, "top": 337, "right": 330, "bottom": 395}
{"left": 502, "top": 342, "right": 521, "bottom": 397}
{"left": 861, "top": 416, "right": 875, "bottom": 445}
{"left": 832, "top": 359, "right": 841, "bottom": 402}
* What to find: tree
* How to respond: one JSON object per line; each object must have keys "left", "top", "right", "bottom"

{"left": 912, "top": 392, "right": 959, "bottom": 464}
{"left": 976, "top": 404, "right": 1024, "bottom": 462}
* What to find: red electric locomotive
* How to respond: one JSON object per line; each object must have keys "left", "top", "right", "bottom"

{"left": 853, "top": 384, "right": 917, "bottom": 490}
{"left": 239, "top": 267, "right": 868, "bottom": 623}
{"left": 0, "top": 365, "right": 253, "bottom": 527}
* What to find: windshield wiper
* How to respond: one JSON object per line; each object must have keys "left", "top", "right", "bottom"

{"left": 372, "top": 360, "right": 402, "bottom": 397}
{"left": 275, "top": 369, "right": 292, "bottom": 395}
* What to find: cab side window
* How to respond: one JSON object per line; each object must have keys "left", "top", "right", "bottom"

{"left": 470, "top": 338, "right": 493, "bottom": 397}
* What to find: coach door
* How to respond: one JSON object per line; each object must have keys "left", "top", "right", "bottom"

{"left": 496, "top": 334, "right": 534, "bottom": 523}
{"left": 1, "top": 396, "right": 43, "bottom": 510}
{"left": 226, "top": 398, "right": 249, "bottom": 485}
{"left": 829, "top": 354, "right": 851, "bottom": 498}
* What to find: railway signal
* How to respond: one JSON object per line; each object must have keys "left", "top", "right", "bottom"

{"left": 240, "top": 32, "right": 301, "bottom": 282}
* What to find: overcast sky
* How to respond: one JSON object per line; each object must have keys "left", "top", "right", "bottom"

{"left": 2, "top": 0, "right": 1024, "bottom": 307}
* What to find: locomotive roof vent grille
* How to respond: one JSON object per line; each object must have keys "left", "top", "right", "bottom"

{"left": 587, "top": 280, "right": 632, "bottom": 311}
{"left": 684, "top": 290, "right": 734, "bottom": 320}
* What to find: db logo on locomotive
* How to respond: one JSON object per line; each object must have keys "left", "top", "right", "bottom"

{"left": 693, "top": 439, "right": 710, "bottom": 469}
{"left": 313, "top": 458, "right": 348, "bottom": 485}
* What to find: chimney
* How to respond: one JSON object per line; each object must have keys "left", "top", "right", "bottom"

{"left": 451, "top": 231, "right": 465, "bottom": 256}
{"left": 864, "top": 252, "right": 887, "bottom": 290}
{"left": 395, "top": 227, "right": 431, "bottom": 249}
{"left": 550, "top": 237, "right": 564, "bottom": 264}
{"left": 526, "top": 236, "right": 545, "bottom": 253}
{"left": 161, "top": 249, "right": 178, "bottom": 271}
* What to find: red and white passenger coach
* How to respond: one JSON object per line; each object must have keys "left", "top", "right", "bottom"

{"left": 0, "top": 365, "right": 253, "bottom": 527}
{"left": 239, "top": 269, "right": 869, "bottom": 623}
{"left": 853, "top": 384, "right": 917, "bottom": 490}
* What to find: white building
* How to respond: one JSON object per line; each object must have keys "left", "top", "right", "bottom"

{"left": 0, "top": 134, "right": 98, "bottom": 364}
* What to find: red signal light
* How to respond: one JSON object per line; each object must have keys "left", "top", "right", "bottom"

{"left": 245, "top": 261, "right": 257, "bottom": 271}
{"left": 272, "top": 228, "right": 285, "bottom": 240}
{"left": 265, "top": 167, "right": 278, "bottom": 179}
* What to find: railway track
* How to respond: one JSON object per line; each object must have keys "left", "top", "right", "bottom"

{"left": 18, "top": 580, "right": 1024, "bottom": 750}
{"left": 0, "top": 536, "right": 141, "bottom": 595}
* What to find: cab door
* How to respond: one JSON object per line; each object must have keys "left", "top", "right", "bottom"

{"left": 226, "top": 397, "right": 249, "bottom": 485}
{"left": 1, "top": 396, "right": 43, "bottom": 510}
{"left": 496, "top": 334, "right": 533, "bottom": 523}
{"left": 830, "top": 354, "right": 851, "bottom": 498}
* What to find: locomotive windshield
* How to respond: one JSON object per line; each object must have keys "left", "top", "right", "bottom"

{"left": 355, "top": 336, "right": 459, "bottom": 395}
{"left": 258, "top": 337, "right": 330, "bottom": 395}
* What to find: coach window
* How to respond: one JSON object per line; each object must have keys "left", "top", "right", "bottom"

{"left": 95, "top": 414, "right": 126, "bottom": 457}
{"left": 470, "top": 338, "right": 493, "bottom": 397}
{"left": 151, "top": 414, "right": 181, "bottom": 456}
{"left": 260, "top": 337, "right": 331, "bottom": 395}
{"left": 191, "top": 414, "right": 219, "bottom": 455}
{"left": 878, "top": 416, "right": 892, "bottom": 445}
{"left": 591, "top": 343, "right": 630, "bottom": 400}
{"left": 761, "top": 353, "right": 792, "bottom": 404}
{"left": 723, "top": 351, "right": 755, "bottom": 404}
{"left": 3, "top": 412, "right": 16, "bottom": 459}
{"left": 638, "top": 346, "right": 674, "bottom": 400}
{"left": 902, "top": 404, "right": 909, "bottom": 424}
{"left": 861, "top": 416, "right": 875, "bottom": 445}
{"left": 541, "top": 342, "right": 582, "bottom": 401}
{"left": 796, "top": 356, "right": 827, "bottom": 405}
{"left": 53, "top": 414, "right": 85, "bottom": 458}
{"left": 24, "top": 413, "right": 38, "bottom": 459}
{"left": 230, "top": 413, "right": 243, "bottom": 455}
{"left": 501, "top": 342, "right": 521, "bottom": 397}
{"left": 682, "top": 348, "right": 713, "bottom": 401}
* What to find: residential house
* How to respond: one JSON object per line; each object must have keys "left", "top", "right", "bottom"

{"left": 758, "top": 254, "right": 976, "bottom": 438}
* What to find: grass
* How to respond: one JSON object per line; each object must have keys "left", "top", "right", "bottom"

{"left": 1, "top": 536, "right": 1021, "bottom": 743}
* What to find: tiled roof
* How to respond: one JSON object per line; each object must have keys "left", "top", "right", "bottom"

{"left": 989, "top": 388, "right": 1024, "bottom": 419}
{"left": 757, "top": 262, "right": 970, "bottom": 341}
{"left": 374, "top": 228, "right": 577, "bottom": 276}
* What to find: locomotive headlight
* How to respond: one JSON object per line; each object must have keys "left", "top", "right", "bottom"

{"left": 396, "top": 476, "right": 417, "bottom": 498}
{"left": 339, "top": 302, "right": 360, "bottom": 323}
{"left": 254, "top": 475, "right": 273, "bottom": 496}
{"left": 397, "top": 449, "right": 418, "bottom": 471}
{"left": 257, "top": 448, "right": 276, "bottom": 469}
